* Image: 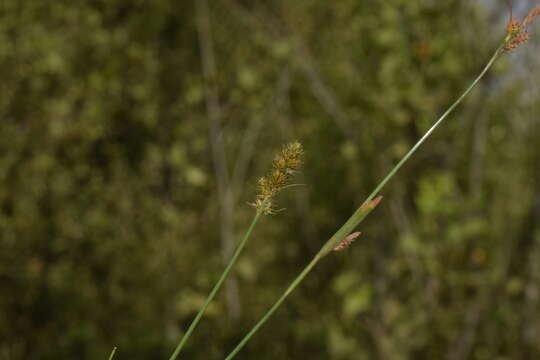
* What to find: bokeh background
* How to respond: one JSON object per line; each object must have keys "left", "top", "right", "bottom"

{"left": 2, "top": 0, "right": 540, "bottom": 359}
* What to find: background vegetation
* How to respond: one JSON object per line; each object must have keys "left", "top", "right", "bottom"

{"left": 1, "top": 0, "right": 539, "bottom": 359}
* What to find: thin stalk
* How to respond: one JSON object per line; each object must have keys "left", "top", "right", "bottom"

{"left": 223, "top": 42, "right": 506, "bottom": 360}
{"left": 169, "top": 208, "right": 265, "bottom": 360}
{"left": 224, "top": 254, "right": 322, "bottom": 360}
{"left": 361, "top": 42, "right": 505, "bottom": 207}
{"left": 108, "top": 347, "right": 117, "bottom": 360}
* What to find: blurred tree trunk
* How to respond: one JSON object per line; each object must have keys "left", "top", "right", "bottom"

{"left": 195, "top": 0, "right": 240, "bottom": 320}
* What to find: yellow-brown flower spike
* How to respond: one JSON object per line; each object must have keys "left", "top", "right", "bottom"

{"left": 505, "top": 3, "right": 540, "bottom": 52}
{"left": 251, "top": 142, "right": 303, "bottom": 215}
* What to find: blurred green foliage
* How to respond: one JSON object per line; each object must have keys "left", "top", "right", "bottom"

{"left": 1, "top": 0, "right": 539, "bottom": 359}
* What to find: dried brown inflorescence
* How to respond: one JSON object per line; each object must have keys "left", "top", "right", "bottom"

{"left": 505, "top": 3, "right": 540, "bottom": 51}
{"left": 252, "top": 141, "right": 303, "bottom": 215}
{"left": 332, "top": 196, "right": 383, "bottom": 252}
{"left": 333, "top": 232, "right": 361, "bottom": 251}
{"left": 360, "top": 195, "right": 383, "bottom": 212}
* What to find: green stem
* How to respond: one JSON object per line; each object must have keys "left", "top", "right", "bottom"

{"left": 361, "top": 41, "right": 505, "bottom": 207}
{"left": 108, "top": 347, "right": 117, "bottom": 360}
{"left": 224, "top": 254, "right": 322, "bottom": 360}
{"left": 168, "top": 208, "right": 265, "bottom": 360}
{"left": 223, "top": 42, "right": 505, "bottom": 360}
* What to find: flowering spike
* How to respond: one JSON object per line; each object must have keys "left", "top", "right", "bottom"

{"left": 251, "top": 141, "right": 303, "bottom": 215}
{"left": 505, "top": 3, "right": 540, "bottom": 52}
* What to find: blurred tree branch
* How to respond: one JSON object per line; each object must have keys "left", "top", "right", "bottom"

{"left": 195, "top": 0, "right": 240, "bottom": 319}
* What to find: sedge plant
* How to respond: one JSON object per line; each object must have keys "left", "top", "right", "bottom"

{"left": 222, "top": 4, "right": 540, "bottom": 359}
{"left": 168, "top": 142, "right": 303, "bottom": 360}
{"left": 165, "top": 4, "right": 539, "bottom": 360}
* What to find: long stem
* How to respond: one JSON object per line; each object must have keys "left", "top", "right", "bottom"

{"left": 224, "top": 255, "right": 322, "bottom": 360}
{"left": 168, "top": 209, "right": 264, "bottom": 360}
{"left": 108, "top": 347, "right": 117, "bottom": 360}
{"left": 223, "top": 42, "right": 505, "bottom": 360}
{"left": 362, "top": 42, "right": 505, "bottom": 207}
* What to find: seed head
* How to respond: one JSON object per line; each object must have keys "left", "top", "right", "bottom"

{"left": 251, "top": 141, "right": 303, "bottom": 215}
{"left": 505, "top": 30, "right": 530, "bottom": 51}
{"left": 505, "top": 3, "right": 540, "bottom": 52}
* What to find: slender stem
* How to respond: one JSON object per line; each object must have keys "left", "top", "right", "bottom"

{"left": 362, "top": 42, "right": 505, "bottom": 207}
{"left": 108, "top": 347, "right": 117, "bottom": 360}
{"left": 168, "top": 209, "right": 265, "bottom": 360}
{"left": 223, "top": 42, "right": 505, "bottom": 360}
{"left": 224, "top": 255, "right": 322, "bottom": 360}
